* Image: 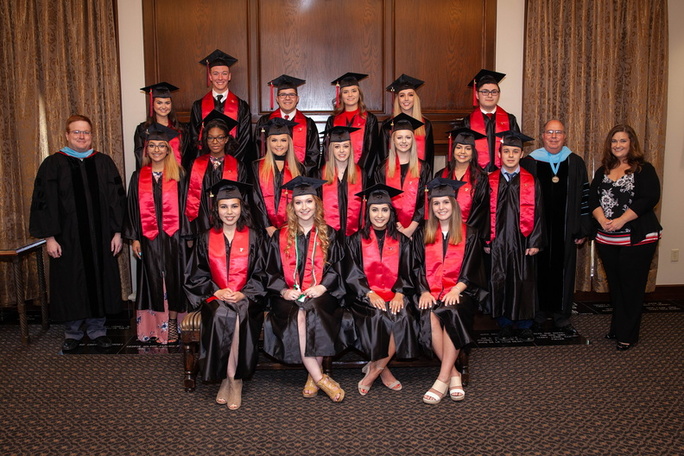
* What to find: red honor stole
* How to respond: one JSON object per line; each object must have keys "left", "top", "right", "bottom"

{"left": 260, "top": 161, "right": 292, "bottom": 228}
{"left": 488, "top": 167, "right": 535, "bottom": 241}
{"left": 321, "top": 164, "right": 363, "bottom": 235}
{"left": 270, "top": 110, "right": 307, "bottom": 163}
{"left": 361, "top": 231, "right": 399, "bottom": 301}
{"left": 424, "top": 224, "right": 467, "bottom": 300}
{"left": 469, "top": 107, "right": 511, "bottom": 169}
{"left": 442, "top": 168, "right": 474, "bottom": 221}
{"left": 415, "top": 133, "right": 426, "bottom": 161}
{"left": 333, "top": 110, "right": 366, "bottom": 164}
{"left": 200, "top": 91, "right": 239, "bottom": 141}
{"left": 208, "top": 227, "right": 250, "bottom": 291}
{"left": 386, "top": 159, "right": 421, "bottom": 227}
{"left": 279, "top": 227, "right": 324, "bottom": 290}
{"left": 168, "top": 131, "right": 182, "bottom": 165}
{"left": 185, "top": 154, "right": 239, "bottom": 221}
{"left": 138, "top": 166, "right": 179, "bottom": 240}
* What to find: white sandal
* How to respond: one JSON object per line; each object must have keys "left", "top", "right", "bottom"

{"left": 423, "top": 379, "right": 448, "bottom": 405}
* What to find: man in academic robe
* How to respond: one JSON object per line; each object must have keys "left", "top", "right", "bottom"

{"left": 189, "top": 49, "right": 254, "bottom": 165}
{"left": 459, "top": 69, "right": 520, "bottom": 172}
{"left": 29, "top": 115, "right": 126, "bottom": 351}
{"left": 528, "top": 120, "right": 590, "bottom": 335}
{"left": 255, "top": 74, "right": 320, "bottom": 175}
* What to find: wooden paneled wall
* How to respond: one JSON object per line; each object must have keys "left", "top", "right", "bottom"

{"left": 142, "top": 0, "right": 496, "bottom": 156}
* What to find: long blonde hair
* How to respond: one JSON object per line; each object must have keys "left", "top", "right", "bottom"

{"left": 284, "top": 195, "right": 330, "bottom": 263}
{"left": 424, "top": 196, "right": 463, "bottom": 245}
{"left": 387, "top": 130, "right": 419, "bottom": 179}
{"left": 259, "top": 135, "right": 301, "bottom": 182}
{"left": 141, "top": 140, "right": 183, "bottom": 182}
{"left": 324, "top": 141, "right": 358, "bottom": 184}
{"left": 392, "top": 89, "right": 426, "bottom": 137}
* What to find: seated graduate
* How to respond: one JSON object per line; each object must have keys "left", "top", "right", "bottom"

{"left": 124, "top": 123, "right": 188, "bottom": 345}
{"left": 319, "top": 125, "right": 366, "bottom": 236}
{"left": 374, "top": 113, "right": 431, "bottom": 239}
{"left": 414, "top": 178, "right": 487, "bottom": 405}
{"left": 263, "top": 176, "right": 347, "bottom": 402}
{"left": 251, "top": 117, "right": 303, "bottom": 236}
{"left": 344, "top": 184, "right": 420, "bottom": 396}
{"left": 184, "top": 111, "right": 246, "bottom": 239}
{"left": 184, "top": 180, "right": 266, "bottom": 410}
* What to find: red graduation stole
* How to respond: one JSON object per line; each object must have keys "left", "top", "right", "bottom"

{"left": 200, "top": 91, "right": 239, "bottom": 145}
{"left": 333, "top": 109, "right": 366, "bottom": 164}
{"left": 138, "top": 166, "right": 179, "bottom": 240}
{"left": 424, "top": 224, "right": 467, "bottom": 300}
{"left": 279, "top": 226, "right": 325, "bottom": 289}
{"left": 442, "top": 167, "right": 474, "bottom": 221}
{"left": 414, "top": 132, "right": 426, "bottom": 161}
{"left": 385, "top": 158, "right": 421, "bottom": 228}
{"left": 488, "top": 167, "right": 535, "bottom": 241}
{"left": 270, "top": 110, "right": 308, "bottom": 164}
{"left": 361, "top": 231, "right": 399, "bottom": 301}
{"left": 208, "top": 227, "right": 250, "bottom": 291}
{"left": 184, "top": 154, "right": 239, "bottom": 221}
{"left": 259, "top": 160, "right": 292, "bottom": 228}
{"left": 321, "top": 163, "right": 363, "bottom": 236}
{"left": 469, "top": 107, "right": 511, "bottom": 169}
{"left": 168, "top": 134, "right": 182, "bottom": 166}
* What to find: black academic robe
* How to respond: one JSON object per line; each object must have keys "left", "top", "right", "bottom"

{"left": 263, "top": 226, "right": 347, "bottom": 363}
{"left": 374, "top": 159, "right": 431, "bottom": 226}
{"left": 435, "top": 165, "right": 490, "bottom": 235}
{"left": 29, "top": 152, "right": 125, "bottom": 322}
{"left": 413, "top": 225, "right": 487, "bottom": 353}
{"left": 123, "top": 170, "right": 188, "bottom": 313}
{"left": 343, "top": 230, "right": 420, "bottom": 360}
{"left": 249, "top": 160, "right": 304, "bottom": 232}
{"left": 184, "top": 228, "right": 267, "bottom": 381}
{"left": 380, "top": 116, "right": 435, "bottom": 170}
{"left": 188, "top": 92, "right": 254, "bottom": 165}
{"left": 459, "top": 108, "right": 520, "bottom": 172}
{"left": 133, "top": 121, "right": 190, "bottom": 171}
{"left": 486, "top": 171, "right": 545, "bottom": 320}
{"left": 317, "top": 165, "right": 366, "bottom": 237}
{"left": 325, "top": 111, "right": 379, "bottom": 177}
{"left": 255, "top": 111, "right": 321, "bottom": 175}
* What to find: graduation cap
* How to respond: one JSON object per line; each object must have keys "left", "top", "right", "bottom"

{"left": 144, "top": 123, "right": 179, "bottom": 142}
{"left": 267, "top": 74, "right": 305, "bottom": 109}
{"left": 199, "top": 49, "right": 238, "bottom": 68}
{"left": 390, "top": 113, "right": 424, "bottom": 133}
{"left": 467, "top": 69, "right": 506, "bottom": 107}
{"left": 140, "top": 82, "right": 179, "bottom": 117}
{"left": 386, "top": 74, "right": 424, "bottom": 92}
{"left": 447, "top": 127, "right": 486, "bottom": 148}
{"left": 262, "top": 117, "right": 298, "bottom": 137}
{"left": 202, "top": 110, "right": 239, "bottom": 133}
{"left": 281, "top": 176, "right": 326, "bottom": 197}
{"left": 426, "top": 177, "right": 467, "bottom": 199}
{"left": 356, "top": 183, "right": 402, "bottom": 206}
{"left": 209, "top": 179, "right": 252, "bottom": 200}
{"left": 323, "top": 126, "right": 360, "bottom": 143}
{"left": 331, "top": 72, "right": 368, "bottom": 88}
{"left": 495, "top": 130, "right": 535, "bottom": 149}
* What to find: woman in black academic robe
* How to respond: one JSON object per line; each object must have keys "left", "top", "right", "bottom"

{"left": 263, "top": 177, "right": 347, "bottom": 402}
{"left": 344, "top": 184, "right": 419, "bottom": 396}
{"left": 184, "top": 180, "right": 266, "bottom": 410}
{"left": 414, "top": 178, "right": 486, "bottom": 404}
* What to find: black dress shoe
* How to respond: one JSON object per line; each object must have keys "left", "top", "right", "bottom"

{"left": 557, "top": 324, "right": 578, "bottom": 336}
{"left": 498, "top": 326, "right": 515, "bottom": 341}
{"left": 517, "top": 328, "right": 535, "bottom": 342}
{"left": 605, "top": 333, "right": 617, "bottom": 340}
{"left": 616, "top": 341, "right": 633, "bottom": 351}
{"left": 62, "top": 338, "right": 81, "bottom": 352}
{"left": 93, "top": 336, "right": 113, "bottom": 349}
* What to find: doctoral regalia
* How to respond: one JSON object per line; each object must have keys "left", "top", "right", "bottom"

{"left": 325, "top": 110, "right": 379, "bottom": 177}
{"left": 380, "top": 116, "right": 435, "bottom": 170}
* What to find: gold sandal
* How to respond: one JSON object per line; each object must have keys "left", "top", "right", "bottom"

{"left": 227, "top": 378, "right": 242, "bottom": 410}
{"left": 215, "top": 378, "right": 231, "bottom": 405}
{"left": 302, "top": 374, "right": 319, "bottom": 398}
{"left": 316, "top": 374, "right": 345, "bottom": 403}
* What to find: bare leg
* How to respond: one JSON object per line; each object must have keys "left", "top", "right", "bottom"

{"left": 227, "top": 316, "right": 240, "bottom": 378}
{"left": 424, "top": 312, "right": 458, "bottom": 401}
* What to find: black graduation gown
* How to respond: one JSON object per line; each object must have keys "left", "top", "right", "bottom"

{"left": 255, "top": 112, "right": 321, "bottom": 175}
{"left": 249, "top": 160, "right": 304, "bottom": 232}
{"left": 123, "top": 170, "right": 188, "bottom": 313}
{"left": 413, "top": 226, "right": 487, "bottom": 353}
{"left": 374, "top": 159, "right": 431, "bottom": 226}
{"left": 184, "top": 229, "right": 267, "bottom": 381}
{"left": 459, "top": 110, "right": 520, "bottom": 172}
{"left": 29, "top": 152, "right": 125, "bottom": 322}
{"left": 434, "top": 166, "right": 490, "bottom": 235}
{"left": 263, "top": 226, "right": 346, "bottom": 363}
{"left": 325, "top": 112, "right": 379, "bottom": 177}
{"left": 188, "top": 93, "right": 254, "bottom": 165}
{"left": 380, "top": 116, "right": 435, "bottom": 170}
{"left": 343, "top": 230, "right": 419, "bottom": 360}
{"left": 317, "top": 166, "right": 366, "bottom": 237}
{"left": 486, "top": 171, "right": 545, "bottom": 320}
{"left": 133, "top": 121, "right": 190, "bottom": 171}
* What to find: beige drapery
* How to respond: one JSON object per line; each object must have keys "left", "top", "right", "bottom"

{"left": 523, "top": 0, "right": 668, "bottom": 292}
{"left": 0, "top": 0, "right": 131, "bottom": 304}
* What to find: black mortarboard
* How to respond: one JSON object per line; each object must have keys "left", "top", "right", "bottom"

{"left": 323, "top": 126, "right": 360, "bottom": 143}
{"left": 447, "top": 127, "right": 486, "bottom": 147}
{"left": 386, "top": 74, "right": 424, "bottom": 92}
{"left": 390, "top": 113, "right": 424, "bottom": 132}
{"left": 268, "top": 74, "right": 306, "bottom": 92}
{"left": 495, "top": 130, "right": 534, "bottom": 149}
{"left": 209, "top": 179, "right": 252, "bottom": 200}
{"left": 426, "top": 177, "right": 467, "bottom": 199}
{"left": 202, "top": 110, "right": 239, "bottom": 132}
{"left": 199, "top": 49, "right": 238, "bottom": 68}
{"left": 356, "top": 183, "right": 402, "bottom": 206}
{"left": 331, "top": 72, "right": 368, "bottom": 88}
{"left": 144, "top": 123, "right": 180, "bottom": 142}
{"left": 467, "top": 69, "right": 506, "bottom": 87}
{"left": 140, "top": 82, "right": 179, "bottom": 98}
{"left": 281, "top": 176, "right": 326, "bottom": 197}
{"left": 263, "top": 117, "right": 298, "bottom": 137}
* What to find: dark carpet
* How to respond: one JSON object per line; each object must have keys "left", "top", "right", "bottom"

{"left": 1, "top": 313, "right": 682, "bottom": 456}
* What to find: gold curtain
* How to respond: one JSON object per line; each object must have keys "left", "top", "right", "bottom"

{"left": 0, "top": 0, "right": 131, "bottom": 304}
{"left": 523, "top": 0, "right": 668, "bottom": 292}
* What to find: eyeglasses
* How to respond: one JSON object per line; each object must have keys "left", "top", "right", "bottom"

{"left": 543, "top": 130, "right": 565, "bottom": 136}
{"left": 278, "top": 93, "right": 297, "bottom": 99}
{"left": 148, "top": 144, "right": 168, "bottom": 150}
{"left": 70, "top": 130, "right": 91, "bottom": 135}
{"left": 478, "top": 90, "right": 500, "bottom": 96}
{"left": 208, "top": 135, "right": 228, "bottom": 142}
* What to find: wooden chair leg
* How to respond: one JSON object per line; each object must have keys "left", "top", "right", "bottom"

{"left": 183, "top": 340, "right": 199, "bottom": 392}
{"left": 458, "top": 348, "right": 470, "bottom": 387}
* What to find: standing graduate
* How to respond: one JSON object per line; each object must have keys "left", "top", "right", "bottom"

{"left": 325, "top": 73, "right": 379, "bottom": 176}
{"left": 184, "top": 111, "right": 246, "bottom": 239}
{"left": 374, "top": 113, "right": 431, "bottom": 239}
{"left": 263, "top": 177, "right": 347, "bottom": 402}
{"left": 344, "top": 184, "right": 419, "bottom": 396}
{"left": 184, "top": 180, "right": 267, "bottom": 410}
{"left": 319, "top": 126, "right": 365, "bottom": 236}
{"left": 380, "top": 74, "right": 435, "bottom": 169}
{"left": 251, "top": 117, "right": 303, "bottom": 236}
{"left": 124, "top": 123, "right": 188, "bottom": 344}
